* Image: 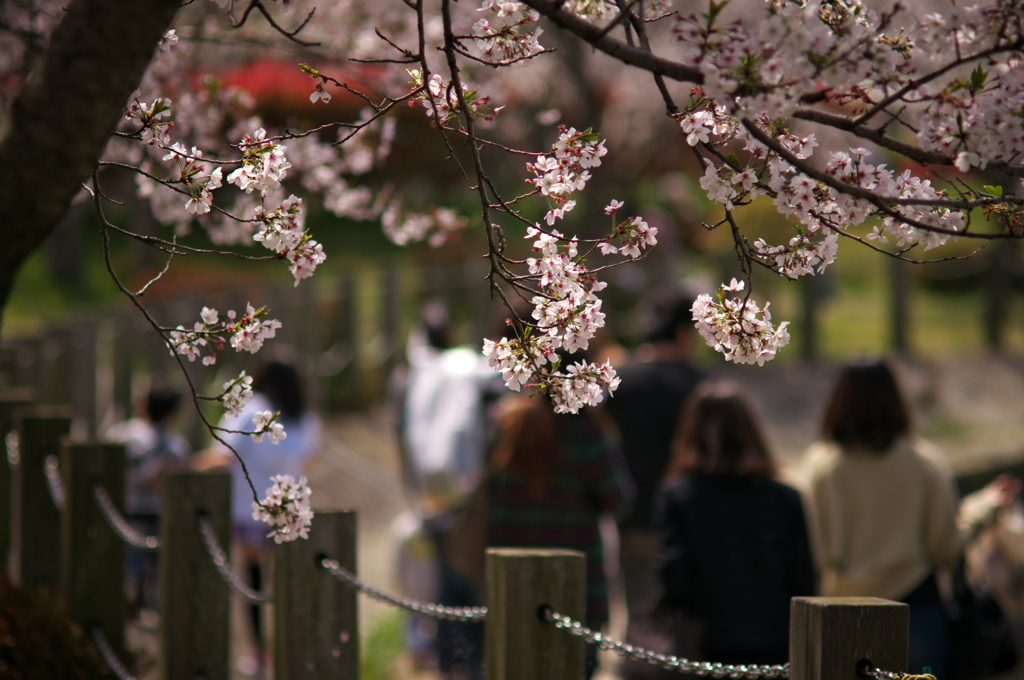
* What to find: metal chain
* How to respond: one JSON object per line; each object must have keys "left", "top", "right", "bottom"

{"left": 858, "top": 666, "right": 920, "bottom": 680}
{"left": 93, "top": 484, "right": 160, "bottom": 550}
{"left": 321, "top": 558, "right": 488, "bottom": 622}
{"left": 91, "top": 627, "right": 137, "bottom": 680}
{"left": 543, "top": 609, "right": 789, "bottom": 679}
{"left": 44, "top": 454, "right": 65, "bottom": 511}
{"left": 197, "top": 516, "right": 273, "bottom": 603}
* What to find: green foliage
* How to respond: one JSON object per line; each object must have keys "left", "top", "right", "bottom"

{"left": 361, "top": 609, "right": 406, "bottom": 680}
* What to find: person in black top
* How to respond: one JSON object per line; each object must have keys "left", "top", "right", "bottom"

{"left": 656, "top": 382, "right": 815, "bottom": 665}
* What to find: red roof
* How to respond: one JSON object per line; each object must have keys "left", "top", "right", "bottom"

{"left": 215, "top": 58, "right": 382, "bottom": 110}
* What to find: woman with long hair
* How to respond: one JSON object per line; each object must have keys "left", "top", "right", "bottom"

{"left": 656, "top": 382, "right": 815, "bottom": 667}
{"left": 805, "top": 358, "right": 1017, "bottom": 677}
{"left": 486, "top": 392, "right": 634, "bottom": 678}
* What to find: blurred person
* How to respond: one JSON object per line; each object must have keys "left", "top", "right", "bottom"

{"left": 213, "top": 358, "right": 321, "bottom": 677}
{"left": 106, "top": 385, "right": 191, "bottom": 616}
{"left": 655, "top": 382, "right": 815, "bottom": 668}
{"left": 605, "top": 288, "right": 706, "bottom": 637}
{"left": 804, "top": 358, "right": 1019, "bottom": 677}
{"left": 485, "top": 391, "right": 634, "bottom": 679}
{"left": 389, "top": 300, "right": 496, "bottom": 678}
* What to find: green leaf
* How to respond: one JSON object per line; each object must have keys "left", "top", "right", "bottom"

{"left": 984, "top": 185, "right": 1004, "bottom": 197}
{"left": 970, "top": 65, "right": 987, "bottom": 92}
{"left": 299, "top": 63, "right": 323, "bottom": 77}
{"left": 707, "top": 0, "right": 729, "bottom": 25}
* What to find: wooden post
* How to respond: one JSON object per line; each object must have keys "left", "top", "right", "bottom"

{"left": 801, "top": 275, "right": 821, "bottom": 362}
{"left": 789, "top": 597, "right": 909, "bottom": 680}
{"left": 60, "top": 441, "right": 126, "bottom": 653}
{"left": 70, "top": 319, "right": 98, "bottom": 437}
{"left": 274, "top": 510, "right": 359, "bottom": 680}
{"left": 0, "top": 387, "right": 35, "bottom": 574}
{"left": 10, "top": 410, "right": 72, "bottom": 589}
{"left": 984, "top": 241, "right": 1012, "bottom": 352}
{"left": 485, "top": 548, "right": 586, "bottom": 680}
{"left": 159, "top": 470, "right": 231, "bottom": 680}
{"left": 43, "top": 327, "right": 74, "bottom": 408}
{"left": 111, "top": 313, "right": 135, "bottom": 425}
{"left": 890, "top": 258, "right": 910, "bottom": 354}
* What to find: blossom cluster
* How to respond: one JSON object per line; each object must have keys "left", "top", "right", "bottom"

{"left": 528, "top": 126, "right": 607, "bottom": 203}
{"left": 480, "top": 127, "right": 664, "bottom": 410}
{"left": 473, "top": 0, "right": 544, "bottom": 64}
{"left": 253, "top": 195, "right": 327, "bottom": 284}
{"left": 480, "top": 221, "right": 621, "bottom": 411}
{"left": 221, "top": 372, "right": 254, "bottom": 417}
{"left": 169, "top": 304, "right": 282, "bottom": 366}
{"left": 482, "top": 334, "right": 620, "bottom": 414}
{"left": 227, "top": 127, "right": 291, "bottom": 197}
{"left": 672, "top": 0, "right": 913, "bottom": 118}
{"left": 125, "top": 94, "right": 173, "bottom": 147}
{"left": 251, "top": 410, "right": 287, "bottom": 444}
{"left": 121, "top": 89, "right": 330, "bottom": 285}
{"left": 691, "top": 280, "right": 791, "bottom": 366}
{"left": 916, "top": 17, "right": 1024, "bottom": 174}
{"left": 754, "top": 232, "right": 839, "bottom": 279}
{"left": 408, "top": 69, "right": 502, "bottom": 124}
{"left": 252, "top": 475, "right": 314, "bottom": 544}
{"left": 597, "top": 208, "right": 659, "bottom": 259}
{"left": 162, "top": 143, "right": 223, "bottom": 215}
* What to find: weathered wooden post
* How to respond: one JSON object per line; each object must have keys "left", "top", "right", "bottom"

{"left": 60, "top": 441, "right": 126, "bottom": 653}
{"left": 110, "top": 313, "right": 136, "bottom": 424}
{"left": 789, "top": 597, "right": 909, "bottom": 680}
{"left": 160, "top": 470, "right": 231, "bottom": 680}
{"left": 0, "top": 387, "right": 34, "bottom": 574}
{"left": 69, "top": 318, "right": 98, "bottom": 437}
{"left": 10, "top": 410, "right": 72, "bottom": 589}
{"left": 486, "top": 548, "right": 586, "bottom": 680}
{"left": 890, "top": 258, "right": 911, "bottom": 354}
{"left": 801, "top": 275, "right": 822, "bottom": 362}
{"left": 274, "top": 510, "right": 359, "bottom": 680}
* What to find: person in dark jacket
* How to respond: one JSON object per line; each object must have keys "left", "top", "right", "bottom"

{"left": 656, "top": 382, "right": 815, "bottom": 666}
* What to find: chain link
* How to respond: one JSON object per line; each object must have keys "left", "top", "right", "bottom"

{"left": 321, "top": 558, "right": 488, "bottom": 622}
{"left": 44, "top": 454, "right": 65, "bottom": 511}
{"left": 543, "top": 609, "right": 789, "bottom": 679}
{"left": 858, "top": 666, "right": 919, "bottom": 680}
{"left": 197, "top": 515, "right": 273, "bottom": 603}
{"left": 91, "top": 627, "right": 137, "bottom": 680}
{"left": 93, "top": 484, "right": 160, "bottom": 550}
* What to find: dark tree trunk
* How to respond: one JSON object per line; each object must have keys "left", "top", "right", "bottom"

{"left": 0, "top": 0, "right": 181, "bottom": 335}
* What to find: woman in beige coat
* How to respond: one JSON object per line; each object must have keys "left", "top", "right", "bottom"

{"left": 805, "top": 359, "right": 1017, "bottom": 677}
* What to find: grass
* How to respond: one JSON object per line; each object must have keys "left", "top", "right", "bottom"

{"left": 361, "top": 609, "right": 406, "bottom": 680}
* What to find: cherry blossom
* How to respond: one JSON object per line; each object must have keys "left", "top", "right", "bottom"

{"left": 226, "top": 128, "right": 291, "bottom": 197}
{"left": 168, "top": 304, "right": 282, "bottom": 365}
{"left": 692, "top": 280, "right": 791, "bottom": 366}
{"left": 221, "top": 372, "right": 255, "bottom": 418}
{"left": 251, "top": 475, "right": 314, "bottom": 543}
{"left": 13, "top": 0, "right": 1024, "bottom": 541}
{"left": 251, "top": 410, "right": 288, "bottom": 444}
